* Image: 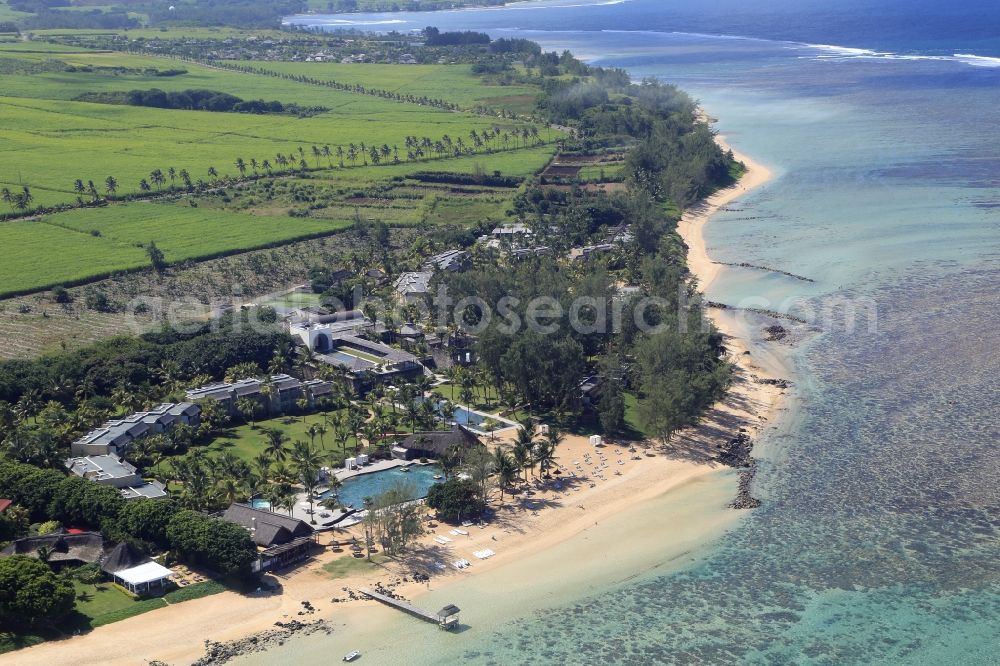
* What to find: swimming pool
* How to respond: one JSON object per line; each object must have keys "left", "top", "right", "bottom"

{"left": 321, "top": 464, "right": 443, "bottom": 508}
{"left": 420, "top": 397, "right": 513, "bottom": 433}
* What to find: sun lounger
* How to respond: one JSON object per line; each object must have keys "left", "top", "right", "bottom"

{"left": 454, "top": 529, "right": 469, "bottom": 536}
{"left": 461, "top": 520, "right": 474, "bottom": 527}
{"left": 473, "top": 549, "right": 496, "bottom": 560}
{"left": 449, "top": 529, "right": 461, "bottom": 536}
{"left": 434, "top": 536, "right": 452, "bottom": 545}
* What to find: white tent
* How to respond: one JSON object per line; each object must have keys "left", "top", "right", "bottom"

{"left": 112, "top": 561, "right": 174, "bottom": 594}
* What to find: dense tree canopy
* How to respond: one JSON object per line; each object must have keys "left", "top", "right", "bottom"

{"left": 427, "top": 478, "right": 484, "bottom": 523}
{"left": 166, "top": 509, "right": 258, "bottom": 577}
{"left": 0, "top": 556, "right": 75, "bottom": 626}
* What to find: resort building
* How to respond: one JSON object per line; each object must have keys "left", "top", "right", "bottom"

{"left": 393, "top": 271, "right": 433, "bottom": 303}
{"left": 0, "top": 531, "right": 105, "bottom": 569}
{"left": 391, "top": 425, "right": 482, "bottom": 461}
{"left": 491, "top": 223, "right": 533, "bottom": 238}
{"left": 70, "top": 403, "right": 201, "bottom": 457}
{"left": 572, "top": 243, "right": 616, "bottom": 262}
{"left": 288, "top": 312, "right": 375, "bottom": 352}
{"left": 186, "top": 374, "right": 333, "bottom": 416}
{"left": 221, "top": 504, "right": 316, "bottom": 572}
{"left": 65, "top": 454, "right": 168, "bottom": 500}
{"left": 422, "top": 249, "right": 472, "bottom": 273}
{"left": 509, "top": 246, "right": 552, "bottom": 261}
{"left": 313, "top": 332, "right": 424, "bottom": 394}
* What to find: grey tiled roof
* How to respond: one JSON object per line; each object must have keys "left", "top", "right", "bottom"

{"left": 393, "top": 271, "right": 433, "bottom": 295}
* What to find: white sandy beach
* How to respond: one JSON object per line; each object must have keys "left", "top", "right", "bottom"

{"left": 6, "top": 135, "right": 788, "bottom": 666}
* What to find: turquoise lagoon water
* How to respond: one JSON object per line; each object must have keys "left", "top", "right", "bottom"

{"left": 321, "top": 464, "right": 442, "bottom": 509}
{"left": 275, "top": 2, "right": 1000, "bottom": 663}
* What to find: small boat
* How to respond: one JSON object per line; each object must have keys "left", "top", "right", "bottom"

{"left": 400, "top": 466, "right": 411, "bottom": 472}
{"left": 343, "top": 650, "right": 361, "bottom": 662}
{"left": 433, "top": 474, "right": 443, "bottom": 480}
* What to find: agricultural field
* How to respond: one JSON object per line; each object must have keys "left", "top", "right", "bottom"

{"left": 0, "top": 138, "right": 554, "bottom": 294}
{"left": 227, "top": 61, "right": 541, "bottom": 114}
{"left": 0, "top": 0, "right": 29, "bottom": 23}
{"left": 0, "top": 202, "right": 354, "bottom": 295}
{"left": 0, "top": 45, "right": 544, "bottom": 207}
{"left": 0, "top": 33, "right": 558, "bottom": 310}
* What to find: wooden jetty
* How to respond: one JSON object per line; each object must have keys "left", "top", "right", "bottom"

{"left": 359, "top": 588, "right": 460, "bottom": 630}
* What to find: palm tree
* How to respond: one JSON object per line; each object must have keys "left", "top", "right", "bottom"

{"left": 263, "top": 428, "right": 288, "bottom": 462}
{"left": 323, "top": 474, "right": 343, "bottom": 507}
{"left": 511, "top": 436, "right": 532, "bottom": 484}
{"left": 217, "top": 477, "right": 244, "bottom": 505}
{"left": 306, "top": 423, "right": 320, "bottom": 448}
{"left": 404, "top": 400, "right": 420, "bottom": 434}
{"left": 459, "top": 388, "right": 475, "bottom": 423}
{"left": 533, "top": 440, "right": 556, "bottom": 477}
{"left": 278, "top": 491, "right": 296, "bottom": 517}
{"left": 294, "top": 456, "right": 321, "bottom": 524}
{"left": 236, "top": 397, "right": 257, "bottom": 427}
{"left": 234, "top": 158, "right": 247, "bottom": 177}
{"left": 253, "top": 451, "right": 272, "bottom": 484}
{"left": 493, "top": 447, "right": 518, "bottom": 504}
{"left": 207, "top": 166, "right": 218, "bottom": 180}
{"left": 104, "top": 176, "right": 118, "bottom": 196}
{"left": 291, "top": 439, "right": 323, "bottom": 473}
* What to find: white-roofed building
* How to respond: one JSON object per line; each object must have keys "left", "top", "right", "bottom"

{"left": 110, "top": 560, "right": 174, "bottom": 594}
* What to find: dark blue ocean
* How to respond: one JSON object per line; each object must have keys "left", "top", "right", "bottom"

{"left": 270, "top": 1, "right": 1000, "bottom": 663}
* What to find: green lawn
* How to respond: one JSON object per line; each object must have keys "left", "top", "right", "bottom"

{"left": 623, "top": 392, "right": 653, "bottom": 440}
{"left": 205, "top": 411, "right": 359, "bottom": 464}
{"left": 162, "top": 580, "right": 226, "bottom": 603}
{"left": 0, "top": 578, "right": 226, "bottom": 655}
{"left": 0, "top": 630, "right": 49, "bottom": 655}
{"left": 65, "top": 580, "right": 167, "bottom": 630}
{"left": 432, "top": 382, "right": 511, "bottom": 414}
{"left": 320, "top": 553, "right": 389, "bottom": 580}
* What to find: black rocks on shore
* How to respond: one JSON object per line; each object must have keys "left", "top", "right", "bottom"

{"left": 755, "top": 376, "right": 790, "bottom": 389}
{"left": 716, "top": 433, "right": 762, "bottom": 509}
{"left": 732, "top": 464, "right": 762, "bottom": 510}
{"left": 192, "top": 619, "right": 332, "bottom": 666}
{"left": 763, "top": 324, "right": 788, "bottom": 341}
{"left": 716, "top": 432, "right": 754, "bottom": 468}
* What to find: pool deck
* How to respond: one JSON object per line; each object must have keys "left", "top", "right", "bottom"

{"left": 334, "top": 457, "right": 414, "bottom": 482}
{"left": 295, "top": 459, "right": 438, "bottom": 529}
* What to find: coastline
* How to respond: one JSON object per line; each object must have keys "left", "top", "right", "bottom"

{"left": 6, "top": 137, "right": 789, "bottom": 666}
